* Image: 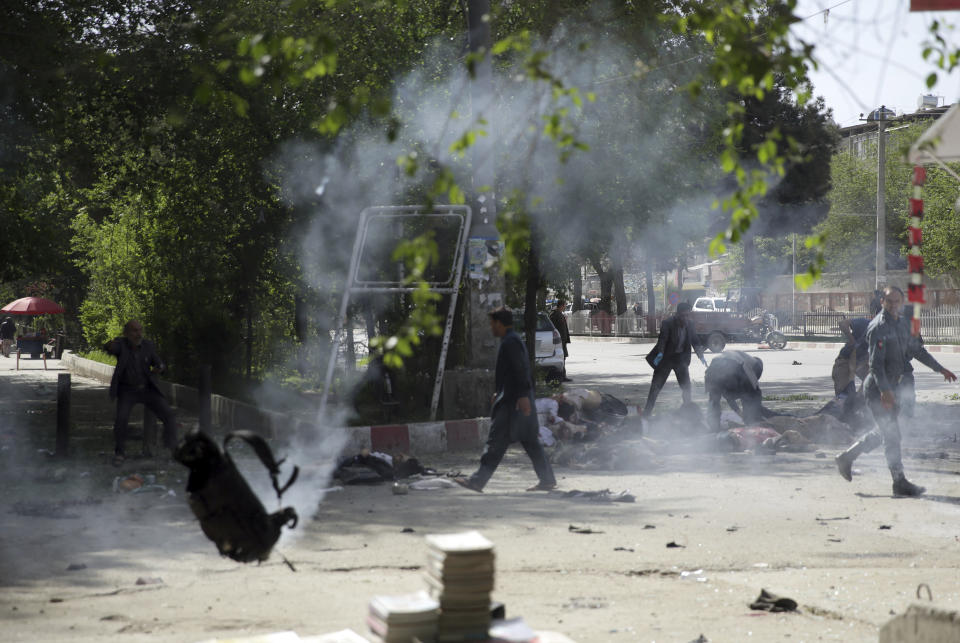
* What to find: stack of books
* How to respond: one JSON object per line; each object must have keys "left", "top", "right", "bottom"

{"left": 366, "top": 590, "right": 439, "bottom": 643}
{"left": 424, "top": 531, "right": 496, "bottom": 641}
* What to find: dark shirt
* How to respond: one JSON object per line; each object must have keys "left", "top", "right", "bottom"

{"left": 549, "top": 309, "right": 570, "bottom": 345}
{"left": 494, "top": 329, "right": 534, "bottom": 411}
{"left": 705, "top": 350, "right": 763, "bottom": 397}
{"left": 866, "top": 311, "right": 912, "bottom": 393}
{"left": 647, "top": 314, "right": 705, "bottom": 366}
{"left": 120, "top": 341, "right": 150, "bottom": 390}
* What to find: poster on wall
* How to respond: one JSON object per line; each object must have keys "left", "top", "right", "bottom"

{"left": 467, "top": 237, "right": 504, "bottom": 281}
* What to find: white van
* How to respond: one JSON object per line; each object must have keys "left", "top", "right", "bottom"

{"left": 692, "top": 297, "right": 728, "bottom": 312}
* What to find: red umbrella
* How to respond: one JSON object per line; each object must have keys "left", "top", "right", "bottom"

{"left": 0, "top": 297, "right": 65, "bottom": 315}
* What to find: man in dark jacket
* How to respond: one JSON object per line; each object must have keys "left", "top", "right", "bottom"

{"left": 455, "top": 307, "right": 557, "bottom": 493}
{"left": 549, "top": 299, "right": 572, "bottom": 381}
{"left": 704, "top": 350, "right": 764, "bottom": 431}
{"left": 104, "top": 320, "right": 177, "bottom": 465}
{"left": 834, "top": 287, "right": 957, "bottom": 497}
{"left": 0, "top": 316, "right": 15, "bottom": 357}
{"left": 642, "top": 301, "right": 707, "bottom": 418}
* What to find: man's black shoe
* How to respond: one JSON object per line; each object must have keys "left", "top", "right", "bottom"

{"left": 893, "top": 478, "right": 926, "bottom": 497}
{"left": 835, "top": 452, "right": 854, "bottom": 482}
{"left": 453, "top": 476, "right": 484, "bottom": 493}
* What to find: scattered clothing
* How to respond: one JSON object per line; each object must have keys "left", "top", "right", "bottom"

{"left": 749, "top": 589, "right": 798, "bottom": 613}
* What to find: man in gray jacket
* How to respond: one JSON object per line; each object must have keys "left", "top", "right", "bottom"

{"left": 104, "top": 320, "right": 177, "bottom": 465}
{"left": 835, "top": 287, "right": 957, "bottom": 496}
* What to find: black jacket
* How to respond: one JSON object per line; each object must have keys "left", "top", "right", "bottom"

{"left": 705, "top": 350, "right": 762, "bottom": 397}
{"left": 646, "top": 314, "right": 705, "bottom": 368}
{"left": 549, "top": 308, "right": 570, "bottom": 344}
{"left": 491, "top": 329, "right": 538, "bottom": 442}
{"left": 104, "top": 337, "right": 165, "bottom": 400}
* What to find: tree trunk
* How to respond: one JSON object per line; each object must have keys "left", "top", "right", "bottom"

{"left": 524, "top": 233, "right": 540, "bottom": 376}
{"left": 743, "top": 233, "right": 757, "bottom": 289}
{"left": 645, "top": 258, "right": 656, "bottom": 334}
{"left": 245, "top": 300, "right": 253, "bottom": 381}
{"left": 613, "top": 265, "right": 627, "bottom": 315}
{"left": 572, "top": 268, "right": 583, "bottom": 312}
{"left": 590, "top": 258, "right": 614, "bottom": 312}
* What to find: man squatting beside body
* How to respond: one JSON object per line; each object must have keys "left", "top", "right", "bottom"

{"left": 105, "top": 320, "right": 178, "bottom": 466}
{"left": 835, "top": 287, "right": 957, "bottom": 497}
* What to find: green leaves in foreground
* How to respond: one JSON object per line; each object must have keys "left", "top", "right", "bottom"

{"left": 367, "top": 233, "right": 443, "bottom": 370}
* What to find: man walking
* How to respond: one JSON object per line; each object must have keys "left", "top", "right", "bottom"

{"left": 455, "top": 307, "right": 557, "bottom": 493}
{"left": 835, "top": 287, "right": 957, "bottom": 497}
{"left": 642, "top": 301, "right": 707, "bottom": 419}
{"left": 0, "top": 317, "right": 15, "bottom": 357}
{"left": 105, "top": 320, "right": 178, "bottom": 466}
{"left": 549, "top": 298, "right": 572, "bottom": 381}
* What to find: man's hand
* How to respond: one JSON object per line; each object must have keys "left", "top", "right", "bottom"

{"left": 942, "top": 367, "right": 958, "bottom": 383}
{"left": 516, "top": 396, "right": 531, "bottom": 417}
{"left": 880, "top": 390, "right": 896, "bottom": 410}
{"left": 652, "top": 352, "right": 663, "bottom": 367}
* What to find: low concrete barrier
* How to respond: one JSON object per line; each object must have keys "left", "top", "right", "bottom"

{"left": 60, "top": 351, "right": 488, "bottom": 454}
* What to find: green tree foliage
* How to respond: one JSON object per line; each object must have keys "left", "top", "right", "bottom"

{"left": 817, "top": 120, "right": 960, "bottom": 278}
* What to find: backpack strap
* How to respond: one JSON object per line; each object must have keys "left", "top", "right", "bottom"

{"left": 224, "top": 431, "right": 299, "bottom": 500}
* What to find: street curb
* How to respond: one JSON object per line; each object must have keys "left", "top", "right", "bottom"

{"left": 60, "top": 351, "right": 490, "bottom": 455}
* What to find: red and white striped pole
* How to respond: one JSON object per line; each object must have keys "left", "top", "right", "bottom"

{"left": 907, "top": 166, "right": 926, "bottom": 336}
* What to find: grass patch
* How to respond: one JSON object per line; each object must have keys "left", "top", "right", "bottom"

{"left": 763, "top": 393, "right": 817, "bottom": 402}
{"left": 77, "top": 349, "right": 115, "bottom": 366}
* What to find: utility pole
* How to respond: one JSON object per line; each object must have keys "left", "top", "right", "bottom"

{"left": 876, "top": 110, "right": 887, "bottom": 289}
{"left": 861, "top": 106, "right": 892, "bottom": 289}
{"left": 463, "top": 0, "right": 502, "bottom": 367}
{"left": 441, "top": 0, "right": 503, "bottom": 418}
{"left": 791, "top": 233, "right": 796, "bottom": 330}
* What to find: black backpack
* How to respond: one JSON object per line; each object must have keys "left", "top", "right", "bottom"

{"left": 174, "top": 429, "right": 299, "bottom": 564}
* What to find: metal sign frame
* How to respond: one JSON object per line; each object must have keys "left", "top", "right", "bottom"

{"left": 319, "top": 205, "right": 472, "bottom": 421}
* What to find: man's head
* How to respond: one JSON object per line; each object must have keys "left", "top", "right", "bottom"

{"left": 881, "top": 286, "right": 904, "bottom": 319}
{"left": 676, "top": 301, "right": 692, "bottom": 321}
{"left": 123, "top": 320, "right": 144, "bottom": 346}
{"left": 488, "top": 307, "right": 513, "bottom": 338}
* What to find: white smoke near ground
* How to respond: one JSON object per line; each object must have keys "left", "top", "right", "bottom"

{"left": 252, "top": 4, "right": 745, "bottom": 520}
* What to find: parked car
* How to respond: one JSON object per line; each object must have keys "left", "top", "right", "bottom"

{"left": 514, "top": 310, "right": 566, "bottom": 382}
{"left": 693, "top": 297, "right": 729, "bottom": 312}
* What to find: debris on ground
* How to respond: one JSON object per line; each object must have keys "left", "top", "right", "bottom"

{"left": 549, "top": 489, "right": 635, "bottom": 503}
{"left": 10, "top": 496, "right": 101, "bottom": 519}
{"left": 568, "top": 524, "right": 603, "bottom": 534}
{"left": 334, "top": 450, "right": 436, "bottom": 485}
{"left": 749, "top": 588, "right": 798, "bottom": 612}
{"left": 408, "top": 478, "right": 457, "bottom": 490}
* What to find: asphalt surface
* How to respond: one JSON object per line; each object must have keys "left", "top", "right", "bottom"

{"left": 3, "top": 341, "right": 960, "bottom": 642}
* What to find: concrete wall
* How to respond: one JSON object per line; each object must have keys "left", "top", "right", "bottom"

{"left": 60, "top": 351, "right": 488, "bottom": 455}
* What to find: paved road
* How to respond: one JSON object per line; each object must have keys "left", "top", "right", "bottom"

{"left": 563, "top": 339, "right": 960, "bottom": 413}
{"left": 3, "top": 341, "right": 960, "bottom": 642}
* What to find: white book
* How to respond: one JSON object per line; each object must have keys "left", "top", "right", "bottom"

{"left": 425, "top": 531, "right": 494, "bottom": 555}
